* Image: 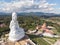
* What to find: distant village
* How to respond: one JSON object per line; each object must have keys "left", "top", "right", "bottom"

{"left": 0, "top": 21, "right": 7, "bottom": 28}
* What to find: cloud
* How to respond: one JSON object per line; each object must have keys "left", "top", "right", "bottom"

{"left": 0, "top": 0, "right": 57, "bottom": 13}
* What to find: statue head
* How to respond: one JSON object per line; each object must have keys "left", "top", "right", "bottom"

{"left": 12, "top": 12, "right": 17, "bottom": 21}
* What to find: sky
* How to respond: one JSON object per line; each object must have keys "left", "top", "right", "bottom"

{"left": 0, "top": 0, "right": 60, "bottom": 14}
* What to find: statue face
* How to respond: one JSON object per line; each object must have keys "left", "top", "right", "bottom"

{"left": 12, "top": 12, "right": 17, "bottom": 21}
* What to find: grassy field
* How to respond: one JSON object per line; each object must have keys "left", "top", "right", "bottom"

{"left": 28, "top": 34, "right": 51, "bottom": 45}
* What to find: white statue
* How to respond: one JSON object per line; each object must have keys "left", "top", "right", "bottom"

{"left": 8, "top": 12, "right": 25, "bottom": 41}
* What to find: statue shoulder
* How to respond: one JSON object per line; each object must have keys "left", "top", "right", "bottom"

{"left": 10, "top": 20, "right": 14, "bottom": 23}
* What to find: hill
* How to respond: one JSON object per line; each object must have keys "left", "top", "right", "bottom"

{"left": 0, "top": 12, "right": 60, "bottom": 17}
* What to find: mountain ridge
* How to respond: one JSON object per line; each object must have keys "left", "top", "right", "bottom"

{"left": 0, "top": 12, "right": 60, "bottom": 17}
